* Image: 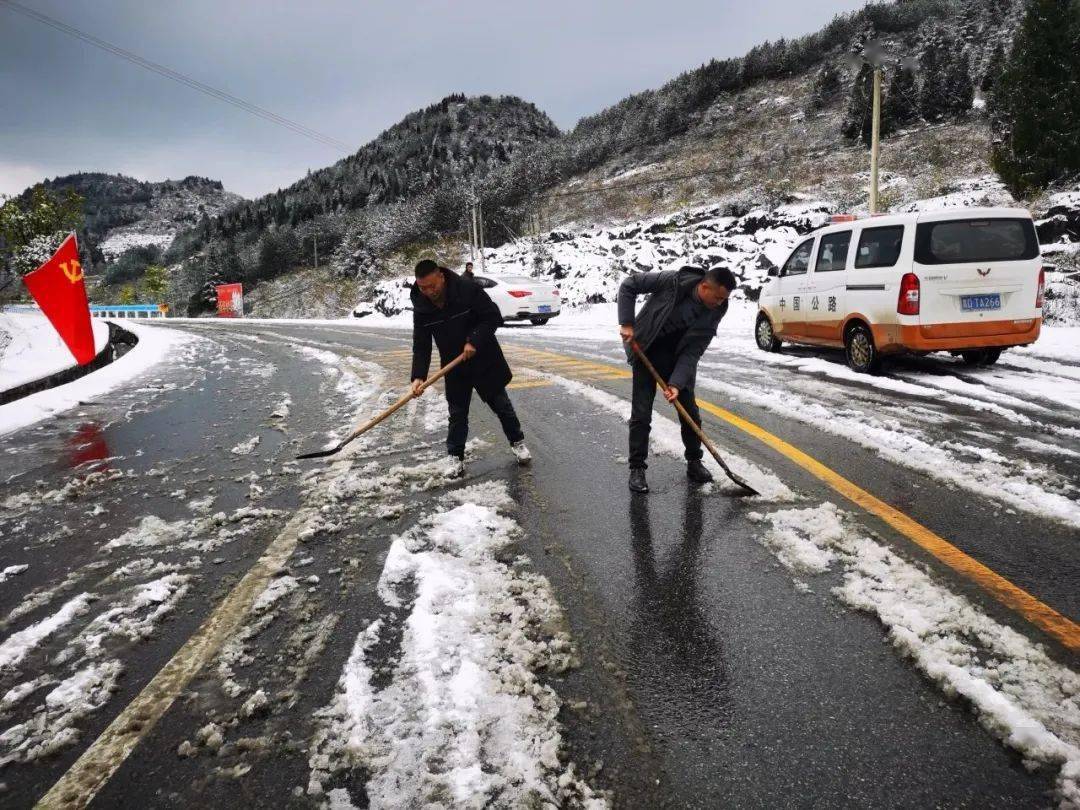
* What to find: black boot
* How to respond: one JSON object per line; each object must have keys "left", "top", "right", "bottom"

{"left": 686, "top": 459, "right": 714, "bottom": 484}
{"left": 628, "top": 468, "right": 649, "bottom": 493}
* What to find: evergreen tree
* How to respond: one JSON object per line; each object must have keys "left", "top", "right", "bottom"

{"left": 918, "top": 38, "right": 951, "bottom": 122}
{"left": 944, "top": 51, "right": 975, "bottom": 117}
{"left": 882, "top": 65, "right": 920, "bottom": 133}
{"left": 806, "top": 62, "right": 843, "bottom": 113}
{"left": 991, "top": 0, "right": 1080, "bottom": 195}
{"left": 981, "top": 41, "right": 1006, "bottom": 94}
{"left": 841, "top": 64, "right": 875, "bottom": 146}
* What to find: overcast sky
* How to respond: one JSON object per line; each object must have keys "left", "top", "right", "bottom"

{"left": 0, "top": 0, "right": 868, "bottom": 200}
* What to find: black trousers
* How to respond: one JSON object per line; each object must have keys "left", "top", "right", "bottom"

{"left": 446, "top": 384, "right": 524, "bottom": 458}
{"left": 629, "top": 345, "right": 703, "bottom": 470}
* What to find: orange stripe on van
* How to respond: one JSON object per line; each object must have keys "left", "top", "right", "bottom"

{"left": 897, "top": 319, "right": 1041, "bottom": 350}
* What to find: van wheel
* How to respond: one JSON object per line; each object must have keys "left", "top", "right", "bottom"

{"left": 755, "top": 314, "right": 782, "bottom": 352}
{"left": 960, "top": 350, "right": 986, "bottom": 366}
{"left": 845, "top": 323, "right": 881, "bottom": 374}
{"left": 981, "top": 348, "right": 1002, "bottom": 366}
{"left": 529, "top": 316, "right": 549, "bottom": 326}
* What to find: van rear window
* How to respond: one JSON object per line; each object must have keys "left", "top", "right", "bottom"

{"left": 854, "top": 225, "right": 904, "bottom": 269}
{"left": 915, "top": 218, "right": 1039, "bottom": 264}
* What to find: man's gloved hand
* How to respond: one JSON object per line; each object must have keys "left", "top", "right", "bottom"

{"left": 664, "top": 385, "right": 679, "bottom": 403}
{"left": 411, "top": 378, "right": 425, "bottom": 397}
{"left": 619, "top": 324, "right": 634, "bottom": 343}
{"left": 463, "top": 342, "right": 477, "bottom": 360}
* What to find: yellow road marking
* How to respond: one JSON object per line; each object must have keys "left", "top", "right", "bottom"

{"left": 507, "top": 380, "right": 553, "bottom": 390}
{"left": 36, "top": 456, "right": 354, "bottom": 809}
{"left": 522, "top": 346, "right": 1079, "bottom": 652}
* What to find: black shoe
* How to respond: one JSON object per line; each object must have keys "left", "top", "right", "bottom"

{"left": 686, "top": 459, "right": 714, "bottom": 484}
{"left": 629, "top": 468, "right": 649, "bottom": 493}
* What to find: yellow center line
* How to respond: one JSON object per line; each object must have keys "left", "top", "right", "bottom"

{"left": 528, "top": 348, "right": 1080, "bottom": 653}
{"left": 36, "top": 457, "right": 355, "bottom": 809}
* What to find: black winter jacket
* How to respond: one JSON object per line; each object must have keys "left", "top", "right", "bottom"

{"left": 410, "top": 268, "right": 513, "bottom": 398}
{"left": 616, "top": 266, "right": 728, "bottom": 391}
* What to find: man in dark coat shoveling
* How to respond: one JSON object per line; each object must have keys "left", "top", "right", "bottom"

{"left": 617, "top": 265, "right": 736, "bottom": 493}
{"left": 410, "top": 259, "right": 530, "bottom": 477}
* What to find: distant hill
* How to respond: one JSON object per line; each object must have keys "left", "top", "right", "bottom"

{"left": 163, "top": 94, "right": 559, "bottom": 298}
{"left": 27, "top": 173, "right": 241, "bottom": 282}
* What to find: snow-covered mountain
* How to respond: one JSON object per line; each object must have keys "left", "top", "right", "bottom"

{"left": 30, "top": 173, "right": 242, "bottom": 273}
{"left": 359, "top": 174, "right": 1080, "bottom": 326}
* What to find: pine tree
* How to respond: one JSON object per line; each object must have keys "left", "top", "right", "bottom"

{"left": 882, "top": 66, "right": 919, "bottom": 134}
{"left": 991, "top": 0, "right": 1080, "bottom": 195}
{"left": 944, "top": 51, "right": 975, "bottom": 117}
{"left": 841, "top": 63, "right": 874, "bottom": 146}
{"left": 981, "top": 41, "right": 1006, "bottom": 94}
{"left": 918, "top": 38, "right": 951, "bottom": 122}
{"left": 806, "top": 62, "right": 842, "bottom": 113}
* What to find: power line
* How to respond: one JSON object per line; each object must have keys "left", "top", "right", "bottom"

{"left": 0, "top": 0, "right": 352, "bottom": 152}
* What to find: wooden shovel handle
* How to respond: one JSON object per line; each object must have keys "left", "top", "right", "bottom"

{"left": 338, "top": 352, "right": 467, "bottom": 447}
{"left": 629, "top": 341, "right": 742, "bottom": 482}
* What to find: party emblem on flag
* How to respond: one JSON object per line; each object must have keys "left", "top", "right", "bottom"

{"left": 21, "top": 233, "right": 97, "bottom": 365}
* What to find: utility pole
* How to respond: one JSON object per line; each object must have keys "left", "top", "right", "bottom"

{"left": 469, "top": 203, "right": 477, "bottom": 263}
{"left": 870, "top": 65, "right": 882, "bottom": 215}
{"left": 312, "top": 234, "right": 318, "bottom": 270}
{"left": 477, "top": 202, "right": 486, "bottom": 273}
{"left": 849, "top": 41, "right": 915, "bottom": 216}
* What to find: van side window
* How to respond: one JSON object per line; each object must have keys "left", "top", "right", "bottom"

{"left": 815, "top": 231, "right": 851, "bottom": 272}
{"left": 855, "top": 225, "right": 904, "bottom": 269}
{"left": 782, "top": 238, "right": 814, "bottom": 276}
{"left": 474, "top": 277, "right": 496, "bottom": 288}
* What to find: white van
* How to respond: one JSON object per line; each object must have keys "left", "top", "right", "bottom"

{"left": 755, "top": 208, "right": 1044, "bottom": 373}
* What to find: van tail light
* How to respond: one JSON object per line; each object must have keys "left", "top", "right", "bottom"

{"left": 507, "top": 290, "right": 533, "bottom": 298}
{"left": 897, "top": 273, "right": 920, "bottom": 316}
{"left": 1036, "top": 267, "right": 1046, "bottom": 308}
{"left": 553, "top": 288, "right": 560, "bottom": 298}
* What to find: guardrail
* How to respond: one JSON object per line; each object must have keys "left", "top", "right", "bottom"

{"left": 90, "top": 305, "right": 167, "bottom": 319}
{"left": 3, "top": 304, "right": 168, "bottom": 318}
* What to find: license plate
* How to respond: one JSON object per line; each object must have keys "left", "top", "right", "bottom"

{"left": 961, "top": 294, "right": 1001, "bottom": 312}
{"left": 538, "top": 305, "right": 552, "bottom": 313}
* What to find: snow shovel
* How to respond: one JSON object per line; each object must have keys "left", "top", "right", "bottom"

{"left": 630, "top": 341, "right": 759, "bottom": 496}
{"left": 295, "top": 352, "right": 467, "bottom": 460}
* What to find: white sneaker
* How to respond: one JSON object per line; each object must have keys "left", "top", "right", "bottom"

{"left": 442, "top": 455, "right": 465, "bottom": 479}
{"left": 511, "top": 440, "right": 532, "bottom": 466}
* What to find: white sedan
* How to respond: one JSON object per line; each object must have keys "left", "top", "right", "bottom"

{"left": 474, "top": 274, "right": 561, "bottom": 325}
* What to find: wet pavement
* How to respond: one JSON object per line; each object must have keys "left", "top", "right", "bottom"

{"left": 0, "top": 319, "right": 1075, "bottom": 808}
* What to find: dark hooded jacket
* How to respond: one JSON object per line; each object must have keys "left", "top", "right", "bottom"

{"left": 410, "top": 268, "right": 512, "bottom": 398}
{"left": 617, "top": 266, "right": 728, "bottom": 391}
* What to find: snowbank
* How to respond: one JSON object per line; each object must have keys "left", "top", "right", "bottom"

{"left": 0, "top": 321, "right": 194, "bottom": 437}
{"left": 0, "top": 312, "right": 110, "bottom": 391}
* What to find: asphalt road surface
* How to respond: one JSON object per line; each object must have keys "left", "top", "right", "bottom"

{"left": 0, "top": 319, "right": 1076, "bottom": 809}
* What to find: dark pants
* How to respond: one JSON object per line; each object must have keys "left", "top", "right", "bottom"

{"left": 446, "top": 384, "right": 524, "bottom": 458}
{"left": 629, "top": 346, "right": 703, "bottom": 470}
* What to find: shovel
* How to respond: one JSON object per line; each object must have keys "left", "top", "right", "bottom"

{"left": 296, "top": 353, "right": 467, "bottom": 460}
{"left": 630, "top": 340, "right": 759, "bottom": 496}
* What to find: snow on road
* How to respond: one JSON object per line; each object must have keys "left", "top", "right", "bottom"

{"left": 308, "top": 481, "right": 605, "bottom": 808}
{"left": 0, "top": 319, "right": 201, "bottom": 437}
{"left": 533, "top": 368, "right": 793, "bottom": 501}
{"left": 750, "top": 503, "right": 1080, "bottom": 807}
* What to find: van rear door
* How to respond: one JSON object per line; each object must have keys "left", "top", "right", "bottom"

{"left": 913, "top": 214, "right": 1041, "bottom": 337}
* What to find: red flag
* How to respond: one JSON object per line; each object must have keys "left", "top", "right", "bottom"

{"left": 22, "top": 233, "right": 96, "bottom": 365}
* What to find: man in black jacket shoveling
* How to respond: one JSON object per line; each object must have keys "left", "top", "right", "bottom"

{"left": 410, "top": 259, "right": 530, "bottom": 477}
{"left": 617, "top": 265, "right": 736, "bottom": 493}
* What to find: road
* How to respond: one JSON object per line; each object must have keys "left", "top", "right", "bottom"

{"left": 0, "top": 318, "right": 1077, "bottom": 809}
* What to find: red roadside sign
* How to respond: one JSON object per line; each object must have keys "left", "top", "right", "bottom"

{"left": 21, "top": 233, "right": 97, "bottom": 365}
{"left": 216, "top": 283, "right": 243, "bottom": 318}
